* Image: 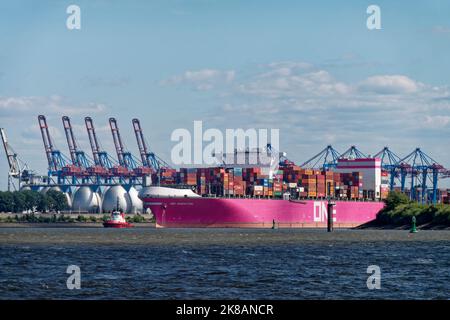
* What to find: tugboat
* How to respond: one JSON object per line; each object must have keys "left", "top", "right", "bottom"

{"left": 103, "top": 198, "right": 134, "bottom": 228}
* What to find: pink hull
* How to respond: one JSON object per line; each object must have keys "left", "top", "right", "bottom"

{"left": 143, "top": 197, "right": 384, "bottom": 228}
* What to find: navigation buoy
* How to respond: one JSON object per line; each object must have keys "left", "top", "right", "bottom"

{"left": 410, "top": 216, "right": 418, "bottom": 233}
{"left": 272, "top": 219, "right": 277, "bottom": 229}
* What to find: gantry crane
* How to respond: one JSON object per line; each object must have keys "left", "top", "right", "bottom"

{"left": 0, "top": 127, "right": 34, "bottom": 190}
{"left": 84, "top": 117, "right": 114, "bottom": 179}
{"left": 109, "top": 117, "right": 139, "bottom": 178}
{"left": 300, "top": 145, "right": 341, "bottom": 170}
{"left": 373, "top": 147, "right": 401, "bottom": 190}
{"left": 339, "top": 145, "right": 367, "bottom": 159}
{"left": 132, "top": 118, "right": 171, "bottom": 175}
{"left": 395, "top": 148, "right": 447, "bottom": 204}
{"left": 1, "top": 128, "right": 21, "bottom": 190}
{"left": 38, "top": 115, "right": 71, "bottom": 184}
{"left": 1, "top": 128, "right": 43, "bottom": 190}
{"left": 61, "top": 116, "right": 93, "bottom": 182}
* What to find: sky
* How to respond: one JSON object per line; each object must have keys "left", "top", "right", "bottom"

{"left": 1, "top": 0, "right": 450, "bottom": 190}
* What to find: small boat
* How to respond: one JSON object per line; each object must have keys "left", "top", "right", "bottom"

{"left": 103, "top": 210, "right": 134, "bottom": 228}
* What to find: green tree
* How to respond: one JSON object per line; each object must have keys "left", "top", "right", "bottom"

{"left": 0, "top": 191, "right": 14, "bottom": 212}
{"left": 12, "top": 191, "right": 26, "bottom": 213}
{"left": 21, "top": 190, "right": 40, "bottom": 212}
{"left": 384, "top": 191, "right": 410, "bottom": 211}
{"left": 36, "top": 193, "right": 49, "bottom": 212}
{"left": 46, "top": 190, "right": 69, "bottom": 212}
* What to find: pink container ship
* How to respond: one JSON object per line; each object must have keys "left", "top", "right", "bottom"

{"left": 140, "top": 187, "right": 384, "bottom": 228}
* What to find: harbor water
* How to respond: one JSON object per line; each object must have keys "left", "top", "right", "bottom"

{"left": 0, "top": 228, "right": 449, "bottom": 299}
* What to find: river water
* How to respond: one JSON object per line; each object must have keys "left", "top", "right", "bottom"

{"left": 0, "top": 228, "right": 449, "bottom": 299}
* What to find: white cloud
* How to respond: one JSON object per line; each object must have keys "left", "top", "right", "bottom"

{"left": 358, "top": 75, "right": 421, "bottom": 94}
{"left": 162, "top": 68, "right": 235, "bottom": 91}
{"left": 164, "top": 61, "right": 450, "bottom": 168}
{"left": 237, "top": 66, "right": 354, "bottom": 100}
{"left": 0, "top": 95, "right": 107, "bottom": 117}
{"left": 424, "top": 115, "right": 450, "bottom": 128}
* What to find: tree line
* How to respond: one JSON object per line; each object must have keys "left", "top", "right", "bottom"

{"left": 376, "top": 191, "right": 450, "bottom": 226}
{"left": 0, "top": 189, "right": 69, "bottom": 213}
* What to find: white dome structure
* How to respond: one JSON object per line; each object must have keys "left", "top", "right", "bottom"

{"left": 39, "top": 186, "right": 50, "bottom": 194}
{"left": 48, "top": 186, "right": 62, "bottom": 192}
{"left": 138, "top": 186, "right": 201, "bottom": 199}
{"left": 102, "top": 185, "right": 130, "bottom": 213}
{"left": 72, "top": 186, "right": 102, "bottom": 213}
{"left": 128, "top": 187, "right": 143, "bottom": 214}
{"left": 64, "top": 192, "right": 73, "bottom": 208}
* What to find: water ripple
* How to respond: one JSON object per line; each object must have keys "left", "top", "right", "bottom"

{"left": 0, "top": 228, "right": 449, "bottom": 299}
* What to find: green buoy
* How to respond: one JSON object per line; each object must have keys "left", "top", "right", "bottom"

{"left": 410, "top": 216, "right": 417, "bottom": 233}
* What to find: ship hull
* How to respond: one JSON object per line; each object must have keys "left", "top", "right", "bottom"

{"left": 142, "top": 197, "right": 384, "bottom": 228}
{"left": 103, "top": 221, "right": 134, "bottom": 228}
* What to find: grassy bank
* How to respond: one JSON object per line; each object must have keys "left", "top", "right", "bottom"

{"left": 373, "top": 191, "right": 450, "bottom": 229}
{"left": 0, "top": 213, "right": 154, "bottom": 224}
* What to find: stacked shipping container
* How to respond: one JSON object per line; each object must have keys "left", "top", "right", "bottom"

{"left": 148, "top": 164, "right": 383, "bottom": 200}
{"left": 439, "top": 189, "right": 449, "bottom": 204}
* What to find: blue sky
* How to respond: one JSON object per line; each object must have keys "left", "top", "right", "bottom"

{"left": 1, "top": 0, "right": 450, "bottom": 189}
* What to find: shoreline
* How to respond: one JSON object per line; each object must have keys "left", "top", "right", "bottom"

{"left": 1, "top": 212, "right": 449, "bottom": 230}
{"left": 0, "top": 221, "right": 448, "bottom": 230}
{"left": 0, "top": 212, "right": 154, "bottom": 226}
{"left": 355, "top": 220, "right": 450, "bottom": 230}
{"left": 1, "top": 228, "right": 449, "bottom": 246}
{"left": 0, "top": 222, "right": 156, "bottom": 228}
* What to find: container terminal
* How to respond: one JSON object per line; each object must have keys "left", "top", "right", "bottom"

{"left": 1, "top": 115, "right": 449, "bottom": 223}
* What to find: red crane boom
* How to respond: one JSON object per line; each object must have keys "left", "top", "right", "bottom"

{"left": 38, "top": 115, "right": 56, "bottom": 171}
{"left": 85, "top": 117, "right": 100, "bottom": 166}
{"left": 62, "top": 116, "right": 78, "bottom": 166}
{"left": 109, "top": 117, "right": 126, "bottom": 166}
{"left": 132, "top": 118, "right": 148, "bottom": 167}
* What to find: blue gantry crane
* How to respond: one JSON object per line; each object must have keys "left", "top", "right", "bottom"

{"left": 84, "top": 116, "right": 115, "bottom": 173}
{"left": 395, "top": 148, "right": 446, "bottom": 204}
{"left": 300, "top": 145, "right": 341, "bottom": 170}
{"left": 109, "top": 117, "right": 139, "bottom": 171}
{"left": 62, "top": 116, "right": 91, "bottom": 169}
{"left": 38, "top": 115, "right": 72, "bottom": 184}
{"left": 132, "top": 118, "right": 171, "bottom": 174}
{"left": 373, "top": 147, "right": 402, "bottom": 190}
{"left": 109, "top": 117, "right": 144, "bottom": 184}
{"left": 339, "top": 145, "right": 367, "bottom": 159}
{"left": 31, "top": 116, "right": 450, "bottom": 203}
